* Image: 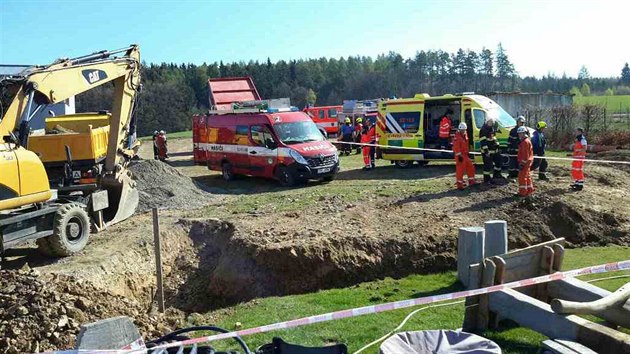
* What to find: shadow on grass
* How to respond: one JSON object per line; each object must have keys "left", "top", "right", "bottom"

{"left": 335, "top": 164, "right": 453, "bottom": 181}
{"left": 482, "top": 320, "right": 541, "bottom": 354}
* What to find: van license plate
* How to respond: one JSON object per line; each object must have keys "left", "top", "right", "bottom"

{"left": 318, "top": 167, "right": 331, "bottom": 174}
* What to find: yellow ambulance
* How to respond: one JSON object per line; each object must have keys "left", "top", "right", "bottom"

{"left": 376, "top": 93, "right": 516, "bottom": 167}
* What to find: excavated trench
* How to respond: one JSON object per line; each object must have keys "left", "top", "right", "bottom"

{"left": 160, "top": 218, "right": 455, "bottom": 313}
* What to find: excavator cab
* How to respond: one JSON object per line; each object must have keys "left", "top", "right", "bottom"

{"left": 0, "top": 45, "right": 142, "bottom": 257}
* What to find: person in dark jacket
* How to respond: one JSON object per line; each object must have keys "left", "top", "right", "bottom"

{"left": 479, "top": 118, "right": 503, "bottom": 183}
{"left": 530, "top": 121, "right": 548, "bottom": 180}
{"left": 508, "top": 116, "right": 526, "bottom": 178}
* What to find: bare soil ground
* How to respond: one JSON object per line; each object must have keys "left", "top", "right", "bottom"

{"left": 1, "top": 139, "right": 629, "bottom": 353}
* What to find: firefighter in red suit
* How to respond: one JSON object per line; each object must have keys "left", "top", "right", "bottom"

{"left": 452, "top": 122, "right": 477, "bottom": 190}
{"left": 156, "top": 130, "right": 168, "bottom": 161}
{"left": 361, "top": 119, "right": 376, "bottom": 170}
{"left": 439, "top": 109, "right": 454, "bottom": 148}
{"left": 517, "top": 126, "right": 534, "bottom": 197}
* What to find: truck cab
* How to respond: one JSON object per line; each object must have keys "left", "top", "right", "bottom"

{"left": 377, "top": 93, "right": 516, "bottom": 167}
{"left": 303, "top": 105, "right": 342, "bottom": 138}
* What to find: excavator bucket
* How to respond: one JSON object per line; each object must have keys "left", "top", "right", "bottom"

{"left": 100, "top": 169, "right": 139, "bottom": 226}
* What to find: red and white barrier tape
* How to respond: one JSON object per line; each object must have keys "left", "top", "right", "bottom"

{"left": 47, "top": 259, "right": 629, "bottom": 353}
{"left": 334, "top": 141, "right": 630, "bottom": 165}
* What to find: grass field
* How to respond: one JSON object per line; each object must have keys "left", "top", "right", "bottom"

{"left": 188, "top": 246, "right": 629, "bottom": 354}
{"left": 574, "top": 95, "right": 630, "bottom": 112}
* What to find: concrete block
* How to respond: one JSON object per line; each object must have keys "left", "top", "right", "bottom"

{"left": 457, "top": 227, "right": 485, "bottom": 288}
{"left": 484, "top": 220, "right": 508, "bottom": 257}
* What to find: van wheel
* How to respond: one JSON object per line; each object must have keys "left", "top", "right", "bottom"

{"left": 222, "top": 162, "right": 234, "bottom": 181}
{"left": 47, "top": 203, "right": 91, "bottom": 257}
{"left": 416, "top": 161, "right": 429, "bottom": 167}
{"left": 276, "top": 166, "right": 295, "bottom": 187}
{"left": 395, "top": 160, "right": 411, "bottom": 168}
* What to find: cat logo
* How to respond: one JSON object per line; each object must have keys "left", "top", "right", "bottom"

{"left": 82, "top": 69, "right": 108, "bottom": 85}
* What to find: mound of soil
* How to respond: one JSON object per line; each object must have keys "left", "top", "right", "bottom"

{"left": 129, "top": 160, "right": 212, "bottom": 212}
{"left": 0, "top": 268, "right": 183, "bottom": 354}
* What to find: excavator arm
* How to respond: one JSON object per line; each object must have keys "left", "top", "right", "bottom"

{"left": 0, "top": 45, "right": 141, "bottom": 173}
{"left": 0, "top": 45, "right": 141, "bottom": 227}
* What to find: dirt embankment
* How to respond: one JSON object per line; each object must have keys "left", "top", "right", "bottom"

{"left": 129, "top": 159, "right": 214, "bottom": 213}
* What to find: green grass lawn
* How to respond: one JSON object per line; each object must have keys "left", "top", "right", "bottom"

{"left": 185, "top": 246, "right": 629, "bottom": 354}
{"left": 139, "top": 130, "right": 192, "bottom": 141}
{"left": 574, "top": 95, "right": 630, "bottom": 112}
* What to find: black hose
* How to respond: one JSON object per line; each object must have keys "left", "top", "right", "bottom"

{"left": 146, "top": 325, "right": 252, "bottom": 354}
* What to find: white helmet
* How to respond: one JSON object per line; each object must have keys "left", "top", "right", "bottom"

{"left": 517, "top": 126, "right": 527, "bottom": 134}
{"left": 458, "top": 122, "right": 467, "bottom": 130}
{"left": 153, "top": 130, "right": 158, "bottom": 135}
{"left": 159, "top": 130, "right": 165, "bottom": 134}
{"left": 517, "top": 115, "right": 526, "bottom": 123}
{"left": 486, "top": 118, "right": 495, "bottom": 124}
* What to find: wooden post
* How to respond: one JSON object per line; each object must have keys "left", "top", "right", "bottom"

{"left": 552, "top": 243, "right": 565, "bottom": 271}
{"left": 477, "top": 258, "right": 497, "bottom": 330}
{"left": 152, "top": 208, "right": 165, "bottom": 313}
{"left": 537, "top": 245, "right": 555, "bottom": 302}
{"left": 490, "top": 256, "right": 506, "bottom": 329}
{"left": 462, "top": 263, "right": 481, "bottom": 332}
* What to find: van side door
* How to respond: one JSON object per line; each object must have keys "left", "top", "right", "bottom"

{"left": 248, "top": 124, "right": 278, "bottom": 177}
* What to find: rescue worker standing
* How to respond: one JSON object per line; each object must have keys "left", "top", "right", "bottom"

{"left": 152, "top": 130, "right": 159, "bottom": 160}
{"left": 156, "top": 130, "right": 168, "bottom": 160}
{"left": 353, "top": 117, "right": 363, "bottom": 154}
{"left": 361, "top": 118, "right": 376, "bottom": 170}
{"left": 571, "top": 127, "right": 587, "bottom": 191}
{"left": 531, "top": 121, "right": 548, "bottom": 180}
{"left": 479, "top": 118, "right": 503, "bottom": 183}
{"left": 508, "top": 116, "right": 526, "bottom": 178}
{"left": 452, "top": 122, "right": 477, "bottom": 190}
{"left": 517, "top": 126, "right": 534, "bottom": 197}
{"left": 439, "top": 109, "right": 454, "bottom": 149}
{"left": 339, "top": 118, "right": 354, "bottom": 155}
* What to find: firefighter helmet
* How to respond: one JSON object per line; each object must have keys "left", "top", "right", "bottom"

{"left": 517, "top": 126, "right": 527, "bottom": 134}
{"left": 356, "top": 117, "right": 363, "bottom": 123}
{"left": 159, "top": 130, "right": 165, "bottom": 134}
{"left": 537, "top": 121, "right": 547, "bottom": 130}
{"left": 517, "top": 116, "right": 526, "bottom": 123}
{"left": 345, "top": 118, "right": 351, "bottom": 123}
{"left": 458, "top": 122, "right": 467, "bottom": 130}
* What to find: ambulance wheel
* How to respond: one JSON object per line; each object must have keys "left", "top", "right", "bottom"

{"left": 395, "top": 160, "right": 411, "bottom": 168}
{"left": 47, "top": 203, "right": 91, "bottom": 257}
{"left": 222, "top": 162, "right": 235, "bottom": 181}
{"left": 276, "top": 166, "right": 296, "bottom": 187}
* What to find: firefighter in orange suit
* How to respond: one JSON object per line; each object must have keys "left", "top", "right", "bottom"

{"left": 517, "top": 126, "right": 534, "bottom": 197}
{"left": 452, "top": 122, "right": 477, "bottom": 189}
{"left": 361, "top": 118, "right": 376, "bottom": 170}
{"left": 571, "top": 127, "right": 587, "bottom": 191}
{"left": 438, "top": 109, "right": 454, "bottom": 148}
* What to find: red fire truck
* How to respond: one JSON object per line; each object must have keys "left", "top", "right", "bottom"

{"left": 303, "top": 105, "right": 342, "bottom": 138}
{"left": 193, "top": 78, "right": 339, "bottom": 186}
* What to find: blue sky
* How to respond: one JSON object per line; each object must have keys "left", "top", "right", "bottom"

{"left": 1, "top": 0, "right": 628, "bottom": 78}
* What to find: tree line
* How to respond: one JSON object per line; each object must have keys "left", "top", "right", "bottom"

{"left": 74, "top": 44, "right": 629, "bottom": 137}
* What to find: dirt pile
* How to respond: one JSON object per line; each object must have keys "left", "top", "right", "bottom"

{"left": 129, "top": 160, "right": 213, "bottom": 212}
{"left": 0, "top": 268, "right": 183, "bottom": 354}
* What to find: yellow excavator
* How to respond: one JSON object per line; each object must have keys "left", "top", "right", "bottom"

{"left": 0, "top": 45, "right": 141, "bottom": 258}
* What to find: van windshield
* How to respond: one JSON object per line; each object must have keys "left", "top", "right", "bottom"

{"left": 273, "top": 121, "right": 324, "bottom": 144}
{"left": 486, "top": 106, "right": 516, "bottom": 128}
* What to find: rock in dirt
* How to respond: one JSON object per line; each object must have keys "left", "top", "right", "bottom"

{"left": 129, "top": 160, "right": 213, "bottom": 212}
{"left": 0, "top": 270, "right": 183, "bottom": 353}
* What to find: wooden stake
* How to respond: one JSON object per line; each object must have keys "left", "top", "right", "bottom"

{"left": 152, "top": 208, "right": 165, "bottom": 313}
